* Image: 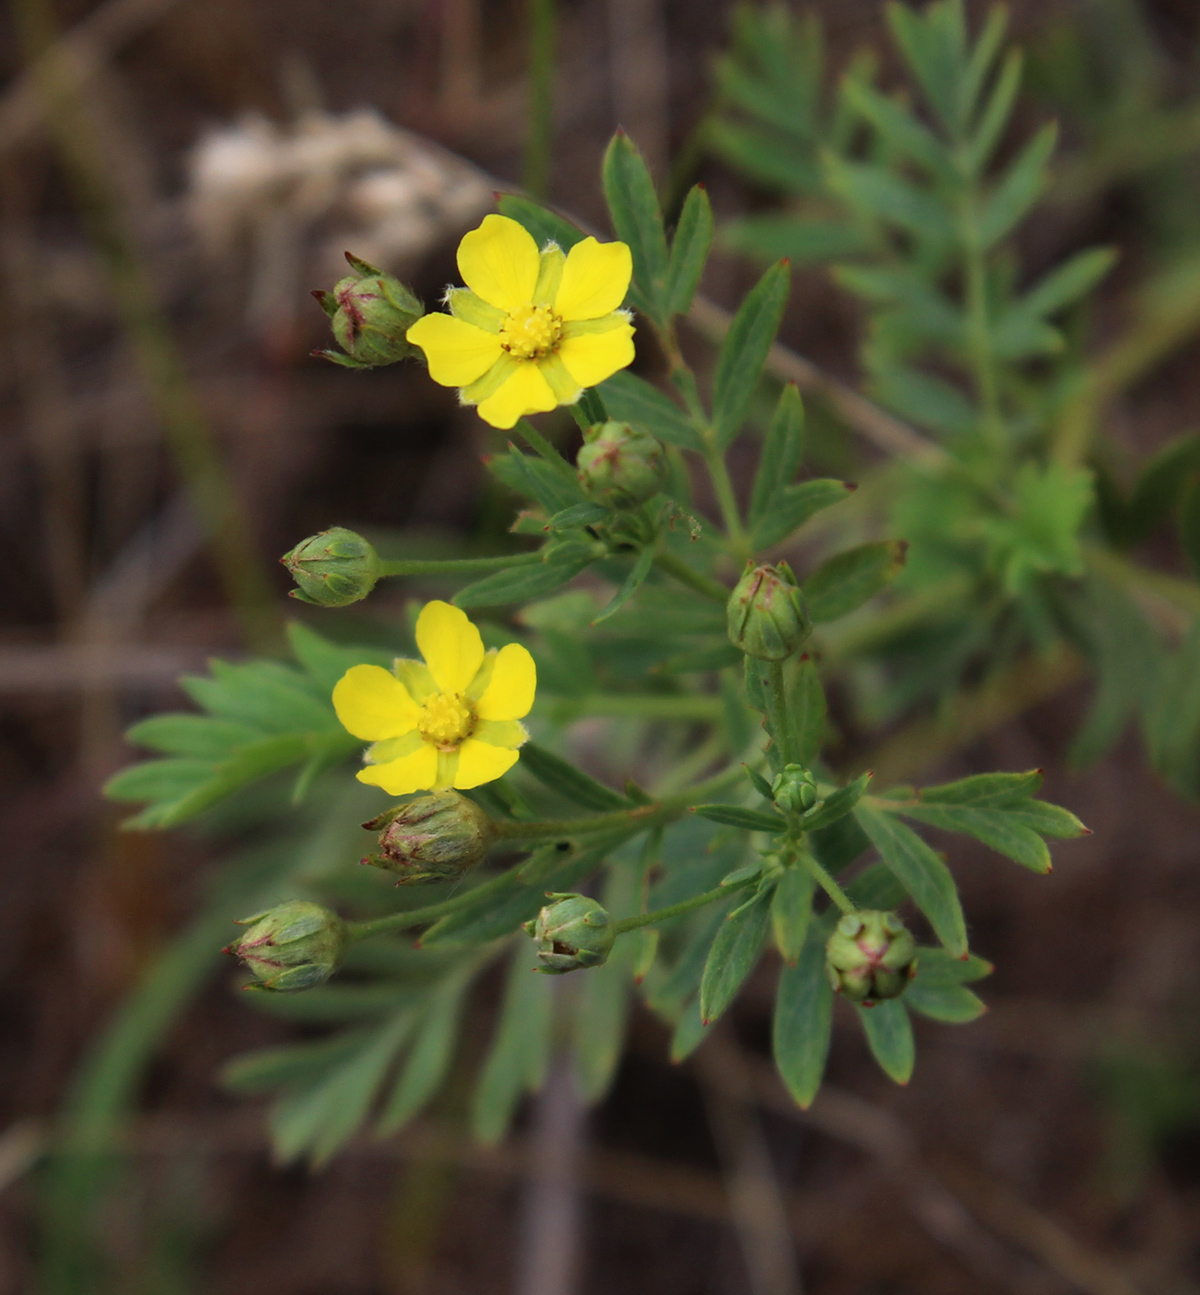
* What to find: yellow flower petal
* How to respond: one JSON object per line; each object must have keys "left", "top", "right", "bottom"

{"left": 553, "top": 237, "right": 632, "bottom": 321}
{"left": 475, "top": 643, "right": 537, "bottom": 720}
{"left": 457, "top": 214, "right": 540, "bottom": 313}
{"left": 558, "top": 321, "right": 636, "bottom": 389}
{"left": 415, "top": 600, "right": 485, "bottom": 695}
{"left": 357, "top": 743, "right": 438, "bottom": 795}
{"left": 434, "top": 749, "right": 459, "bottom": 790}
{"left": 453, "top": 738, "right": 520, "bottom": 788}
{"left": 473, "top": 718, "right": 528, "bottom": 748}
{"left": 476, "top": 362, "right": 557, "bottom": 429}
{"left": 333, "top": 665, "right": 419, "bottom": 741}
{"left": 406, "top": 313, "right": 503, "bottom": 388}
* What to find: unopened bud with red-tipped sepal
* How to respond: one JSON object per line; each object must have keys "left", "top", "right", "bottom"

{"left": 282, "top": 527, "right": 380, "bottom": 607}
{"left": 825, "top": 910, "right": 917, "bottom": 1004}
{"left": 576, "top": 421, "right": 667, "bottom": 509}
{"left": 727, "top": 562, "right": 812, "bottom": 661}
{"left": 315, "top": 253, "right": 423, "bottom": 369}
{"left": 363, "top": 791, "right": 497, "bottom": 885}
{"left": 225, "top": 900, "right": 348, "bottom": 992}
{"left": 524, "top": 893, "right": 614, "bottom": 973}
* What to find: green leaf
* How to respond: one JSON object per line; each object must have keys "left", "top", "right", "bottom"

{"left": 790, "top": 657, "right": 825, "bottom": 767}
{"left": 885, "top": 0, "right": 964, "bottom": 134}
{"left": 797, "top": 771, "right": 872, "bottom": 833}
{"left": 1014, "top": 247, "right": 1117, "bottom": 320}
{"left": 1180, "top": 473, "right": 1200, "bottom": 581}
{"left": 771, "top": 866, "right": 814, "bottom": 964}
{"left": 269, "top": 1011, "right": 413, "bottom": 1165}
{"left": 453, "top": 553, "right": 594, "bottom": 608}
{"left": 124, "top": 715, "right": 261, "bottom": 758}
{"left": 773, "top": 917, "right": 833, "bottom": 1108}
{"left": 897, "top": 803, "right": 1049, "bottom": 873}
{"left": 547, "top": 502, "right": 609, "bottom": 530}
{"left": 598, "top": 370, "right": 701, "bottom": 449}
{"left": 965, "top": 45, "right": 1022, "bottom": 173}
{"left": 490, "top": 444, "right": 585, "bottom": 513}
{"left": 905, "top": 982, "right": 986, "bottom": 1024}
{"left": 670, "top": 998, "right": 710, "bottom": 1062}
{"left": 855, "top": 805, "right": 967, "bottom": 957}
{"left": 913, "top": 947, "right": 992, "bottom": 987}
{"left": 825, "top": 157, "right": 953, "bottom": 247}
{"left": 712, "top": 260, "right": 791, "bottom": 449}
{"left": 840, "top": 73, "right": 949, "bottom": 176}
{"left": 519, "top": 742, "right": 632, "bottom": 811}
{"left": 602, "top": 132, "right": 669, "bottom": 322}
{"left": 1002, "top": 800, "right": 1088, "bottom": 839}
{"left": 286, "top": 622, "right": 392, "bottom": 691}
{"left": 752, "top": 479, "right": 853, "bottom": 552}
{"left": 750, "top": 383, "right": 805, "bottom": 525}
{"left": 496, "top": 193, "right": 586, "bottom": 250}
{"left": 1124, "top": 434, "right": 1200, "bottom": 545}
{"left": 221, "top": 1032, "right": 369, "bottom": 1096}
{"left": 592, "top": 545, "right": 656, "bottom": 624}
{"left": 692, "top": 804, "right": 784, "bottom": 833}
{"left": 979, "top": 123, "right": 1057, "bottom": 249}
{"left": 720, "top": 214, "right": 870, "bottom": 263}
{"left": 377, "top": 973, "right": 471, "bottom": 1134}
{"left": 918, "top": 770, "right": 1043, "bottom": 806}
{"left": 803, "top": 541, "right": 907, "bottom": 623}
{"left": 666, "top": 184, "right": 713, "bottom": 318}
{"left": 471, "top": 945, "right": 554, "bottom": 1143}
{"left": 856, "top": 999, "right": 914, "bottom": 1084}
{"left": 699, "top": 885, "right": 773, "bottom": 1024}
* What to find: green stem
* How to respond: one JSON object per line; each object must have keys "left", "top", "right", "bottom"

{"left": 653, "top": 548, "right": 729, "bottom": 603}
{"left": 495, "top": 759, "right": 746, "bottom": 841}
{"left": 524, "top": 0, "right": 555, "bottom": 198}
{"left": 703, "top": 441, "right": 752, "bottom": 561}
{"left": 377, "top": 552, "right": 543, "bottom": 578}
{"left": 613, "top": 878, "right": 753, "bottom": 934}
{"left": 767, "top": 659, "right": 793, "bottom": 765}
{"left": 347, "top": 869, "right": 523, "bottom": 944}
{"left": 798, "top": 850, "right": 855, "bottom": 916}
{"left": 959, "top": 194, "right": 1003, "bottom": 447}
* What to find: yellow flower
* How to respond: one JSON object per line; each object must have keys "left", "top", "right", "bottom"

{"left": 332, "top": 601, "right": 536, "bottom": 795}
{"left": 405, "top": 214, "right": 635, "bottom": 429}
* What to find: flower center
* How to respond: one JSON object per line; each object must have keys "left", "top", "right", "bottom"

{"left": 417, "top": 691, "right": 473, "bottom": 747}
{"left": 500, "top": 303, "right": 562, "bottom": 360}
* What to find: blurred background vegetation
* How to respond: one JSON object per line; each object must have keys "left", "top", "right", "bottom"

{"left": 4, "top": 0, "right": 1200, "bottom": 1292}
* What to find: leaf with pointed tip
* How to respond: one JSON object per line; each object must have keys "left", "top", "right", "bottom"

{"left": 856, "top": 998, "right": 914, "bottom": 1084}
{"left": 666, "top": 184, "right": 714, "bottom": 318}
{"left": 700, "top": 884, "right": 773, "bottom": 1024}
{"left": 712, "top": 260, "right": 791, "bottom": 448}
{"left": 773, "top": 915, "right": 834, "bottom": 1107}
{"left": 803, "top": 541, "right": 906, "bottom": 624}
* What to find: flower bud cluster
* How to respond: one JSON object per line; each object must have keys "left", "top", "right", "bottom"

{"left": 824, "top": 910, "right": 917, "bottom": 1004}
{"left": 226, "top": 900, "right": 348, "bottom": 992}
{"left": 282, "top": 527, "right": 380, "bottom": 607}
{"left": 727, "top": 562, "right": 812, "bottom": 661}
{"left": 364, "top": 791, "right": 496, "bottom": 885}
{"left": 524, "top": 893, "right": 614, "bottom": 973}
{"left": 772, "top": 764, "right": 818, "bottom": 815}
{"left": 315, "top": 253, "right": 424, "bottom": 368}
{"left": 576, "top": 421, "right": 666, "bottom": 509}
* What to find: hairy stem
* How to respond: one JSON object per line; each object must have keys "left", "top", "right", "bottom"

{"left": 613, "top": 878, "right": 754, "bottom": 934}
{"left": 377, "top": 551, "right": 543, "bottom": 577}
{"left": 652, "top": 548, "right": 729, "bottom": 603}
{"left": 797, "top": 850, "right": 856, "bottom": 917}
{"left": 767, "top": 660, "right": 793, "bottom": 765}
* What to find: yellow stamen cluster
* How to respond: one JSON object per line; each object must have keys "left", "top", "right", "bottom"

{"left": 418, "top": 692, "right": 473, "bottom": 747}
{"left": 500, "top": 304, "right": 563, "bottom": 360}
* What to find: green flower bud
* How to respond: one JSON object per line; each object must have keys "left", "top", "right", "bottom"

{"left": 281, "top": 527, "right": 380, "bottom": 607}
{"left": 824, "top": 910, "right": 917, "bottom": 1004}
{"left": 726, "top": 562, "right": 812, "bottom": 661}
{"left": 523, "top": 893, "right": 615, "bottom": 974}
{"left": 772, "top": 764, "right": 818, "bottom": 815}
{"left": 225, "top": 900, "right": 348, "bottom": 992}
{"left": 576, "top": 421, "right": 667, "bottom": 509}
{"left": 315, "top": 253, "right": 424, "bottom": 369}
{"left": 363, "top": 791, "right": 497, "bottom": 885}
